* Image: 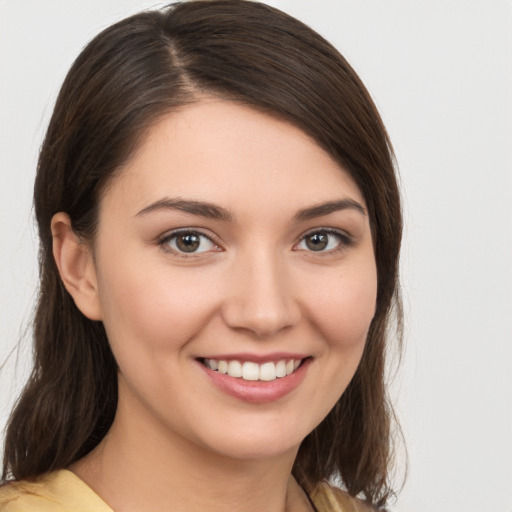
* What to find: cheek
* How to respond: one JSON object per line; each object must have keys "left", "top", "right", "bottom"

{"left": 311, "top": 264, "right": 377, "bottom": 404}
{"left": 295, "top": 264, "right": 377, "bottom": 436}
{"left": 96, "top": 255, "right": 225, "bottom": 355}
{"left": 304, "top": 263, "right": 378, "bottom": 351}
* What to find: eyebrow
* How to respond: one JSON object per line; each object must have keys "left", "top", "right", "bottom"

{"left": 136, "top": 198, "right": 234, "bottom": 221}
{"left": 135, "top": 197, "right": 366, "bottom": 222}
{"left": 294, "top": 198, "right": 367, "bottom": 221}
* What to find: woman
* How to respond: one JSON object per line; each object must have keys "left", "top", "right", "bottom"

{"left": 0, "top": 1, "right": 402, "bottom": 511}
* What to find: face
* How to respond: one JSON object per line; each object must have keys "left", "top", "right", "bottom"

{"left": 89, "top": 99, "right": 377, "bottom": 461}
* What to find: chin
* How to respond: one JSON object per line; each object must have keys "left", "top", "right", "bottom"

{"left": 209, "top": 435, "right": 301, "bottom": 462}
{"left": 190, "top": 416, "right": 312, "bottom": 462}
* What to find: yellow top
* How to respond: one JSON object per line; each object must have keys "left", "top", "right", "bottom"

{"left": 0, "top": 471, "right": 110, "bottom": 512}
{"left": 0, "top": 470, "right": 373, "bottom": 511}
{"left": 309, "top": 482, "right": 374, "bottom": 511}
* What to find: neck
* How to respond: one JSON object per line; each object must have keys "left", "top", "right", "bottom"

{"left": 70, "top": 390, "right": 312, "bottom": 512}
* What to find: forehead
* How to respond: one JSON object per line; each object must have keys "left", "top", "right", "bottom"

{"left": 101, "top": 99, "right": 365, "bottom": 217}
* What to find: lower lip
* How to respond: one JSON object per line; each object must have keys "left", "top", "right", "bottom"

{"left": 197, "top": 359, "right": 311, "bottom": 404}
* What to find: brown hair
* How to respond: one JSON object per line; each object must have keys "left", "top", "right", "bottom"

{"left": 2, "top": 1, "right": 402, "bottom": 508}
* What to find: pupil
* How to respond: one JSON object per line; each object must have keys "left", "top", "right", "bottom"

{"left": 177, "top": 233, "right": 200, "bottom": 252}
{"left": 306, "top": 233, "right": 328, "bottom": 251}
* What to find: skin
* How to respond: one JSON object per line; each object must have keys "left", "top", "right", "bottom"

{"left": 52, "top": 98, "right": 378, "bottom": 512}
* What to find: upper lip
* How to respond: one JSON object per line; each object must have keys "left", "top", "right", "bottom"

{"left": 197, "top": 352, "right": 310, "bottom": 364}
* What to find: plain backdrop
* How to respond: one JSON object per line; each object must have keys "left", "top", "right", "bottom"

{"left": 1, "top": 1, "right": 511, "bottom": 511}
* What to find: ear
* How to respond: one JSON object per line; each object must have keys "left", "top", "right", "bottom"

{"left": 51, "top": 212, "right": 103, "bottom": 321}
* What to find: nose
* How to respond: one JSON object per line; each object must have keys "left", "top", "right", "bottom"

{"left": 221, "top": 249, "right": 301, "bottom": 338}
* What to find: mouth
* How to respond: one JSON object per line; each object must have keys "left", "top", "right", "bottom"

{"left": 197, "top": 355, "right": 311, "bottom": 403}
{"left": 198, "top": 357, "right": 307, "bottom": 382}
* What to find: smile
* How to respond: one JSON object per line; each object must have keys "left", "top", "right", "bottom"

{"left": 197, "top": 355, "right": 311, "bottom": 403}
{"left": 202, "top": 358, "right": 302, "bottom": 381}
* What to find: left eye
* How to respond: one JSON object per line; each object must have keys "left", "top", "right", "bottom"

{"left": 164, "top": 231, "right": 216, "bottom": 254}
{"left": 297, "top": 230, "right": 345, "bottom": 252}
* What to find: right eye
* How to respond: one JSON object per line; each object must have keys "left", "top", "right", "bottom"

{"left": 160, "top": 230, "right": 218, "bottom": 254}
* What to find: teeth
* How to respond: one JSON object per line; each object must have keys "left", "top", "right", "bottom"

{"left": 259, "top": 362, "right": 276, "bottom": 381}
{"left": 242, "top": 362, "right": 260, "bottom": 381}
{"left": 275, "top": 360, "right": 287, "bottom": 378}
{"left": 228, "top": 360, "right": 242, "bottom": 378}
{"left": 217, "top": 360, "right": 228, "bottom": 374}
{"left": 204, "top": 358, "right": 303, "bottom": 381}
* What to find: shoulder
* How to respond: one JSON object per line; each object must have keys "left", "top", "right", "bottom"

{"left": 0, "top": 470, "right": 112, "bottom": 512}
{"left": 309, "top": 481, "right": 376, "bottom": 512}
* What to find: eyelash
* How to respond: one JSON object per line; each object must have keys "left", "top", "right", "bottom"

{"left": 157, "top": 228, "right": 353, "bottom": 257}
